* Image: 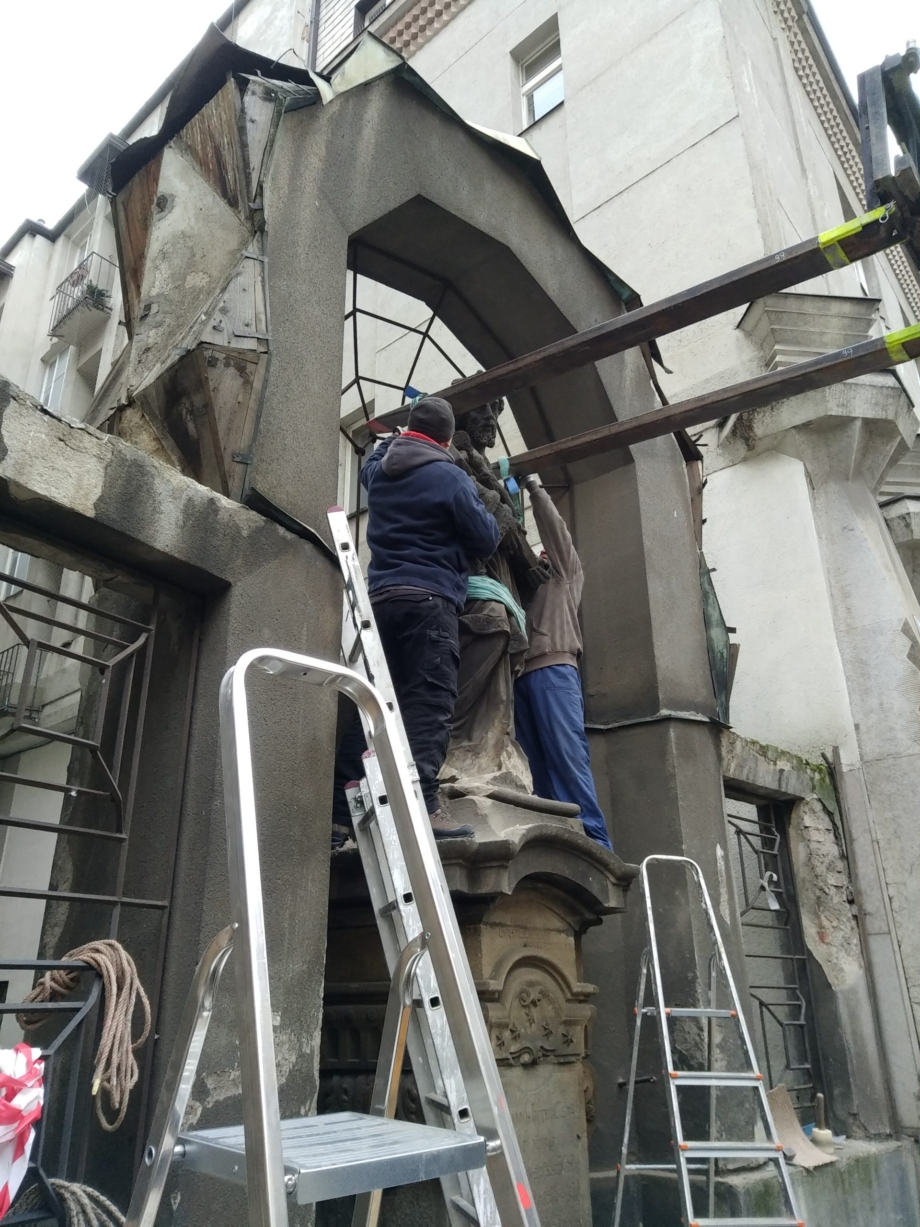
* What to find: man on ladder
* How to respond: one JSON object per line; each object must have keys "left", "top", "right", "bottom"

{"left": 339, "top": 395, "right": 501, "bottom": 839}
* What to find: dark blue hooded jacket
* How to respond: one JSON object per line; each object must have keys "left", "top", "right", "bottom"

{"left": 360, "top": 434, "right": 500, "bottom": 610}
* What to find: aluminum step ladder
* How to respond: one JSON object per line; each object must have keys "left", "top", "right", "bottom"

{"left": 613, "top": 855, "right": 804, "bottom": 1227}
{"left": 328, "top": 505, "right": 537, "bottom": 1227}
{"left": 124, "top": 651, "right": 491, "bottom": 1227}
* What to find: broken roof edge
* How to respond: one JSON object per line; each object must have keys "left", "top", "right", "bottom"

{"left": 109, "top": 24, "right": 329, "bottom": 195}
{"left": 324, "top": 32, "right": 642, "bottom": 312}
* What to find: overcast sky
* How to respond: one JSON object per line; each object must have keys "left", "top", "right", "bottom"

{"left": 0, "top": 0, "right": 916, "bottom": 245}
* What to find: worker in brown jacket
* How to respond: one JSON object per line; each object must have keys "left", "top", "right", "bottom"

{"left": 514, "top": 474, "right": 614, "bottom": 849}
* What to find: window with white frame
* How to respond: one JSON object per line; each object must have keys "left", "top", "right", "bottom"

{"left": 520, "top": 36, "right": 564, "bottom": 127}
{"left": 0, "top": 547, "right": 30, "bottom": 601}
{"left": 40, "top": 349, "right": 69, "bottom": 412}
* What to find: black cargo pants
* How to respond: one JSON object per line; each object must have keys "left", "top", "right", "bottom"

{"left": 373, "top": 593, "right": 460, "bottom": 814}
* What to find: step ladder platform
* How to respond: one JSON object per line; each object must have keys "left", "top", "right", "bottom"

{"left": 179, "top": 1112, "right": 487, "bottom": 1204}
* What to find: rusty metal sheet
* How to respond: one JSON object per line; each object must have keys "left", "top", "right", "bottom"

{"left": 174, "top": 78, "right": 248, "bottom": 219}
{"left": 113, "top": 150, "right": 163, "bottom": 336}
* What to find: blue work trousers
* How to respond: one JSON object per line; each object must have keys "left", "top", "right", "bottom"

{"left": 514, "top": 664, "right": 613, "bottom": 850}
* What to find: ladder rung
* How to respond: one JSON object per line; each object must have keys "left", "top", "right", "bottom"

{"left": 668, "top": 1071, "right": 762, "bottom": 1086}
{"left": 690, "top": 1220, "right": 804, "bottom": 1226}
{"left": 623, "top": 1162, "right": 709, "bottom": 1171}
{"left": 679, "top": 1141, "right": 784, "bottom": 1159}
{"left": 666, "top": 1007, "right": 738, "bottom": 1018}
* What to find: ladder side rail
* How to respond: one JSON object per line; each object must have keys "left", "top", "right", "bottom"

{"left": 332, "top": 509, "right": 499, "bottom": 1224}
{"left": 352, "top": 935, "right": 428, "bottom": 1227}
{"left": 641, "top": 857, "right": 715, "bottom": 1224}
{"left": 641, "top": 856, "right": 804, "bottom": 1225}
{"left": 126, "top": 926, "right": 236, "bottom": 1227}
{"left": 353, "top": 773, "right": 502, "bottom": 1227}
{"left": 329, "top": 508, "right": 423, "bottom": 800}
{"left": 219, "top": 662, "right": 292, "bottom": 1227}
{"left": 612, "top": 949, "right": 650, "bottom": 1227}
{"left": 226, "top": 650, "right": 539, "bottom": 1227}
{"left": 642, "top": 856, "right": 762, "bottom": 1075}
{"left": 354, "top": 776, "right": 480, "bottom": 1140}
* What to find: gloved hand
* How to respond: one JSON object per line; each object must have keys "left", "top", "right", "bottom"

{"left": 522, "top": 473, "right": 542, "bottom": 493}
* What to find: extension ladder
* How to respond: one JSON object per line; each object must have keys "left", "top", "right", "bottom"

{"left": 613, "top": 855, "right": 804, "bottom": 1227}
{"left": 327, "top": 505, "right": 537, "bottom": 1227}
{"left": 124, "top": 529, "right": 538, "bottom": 1227}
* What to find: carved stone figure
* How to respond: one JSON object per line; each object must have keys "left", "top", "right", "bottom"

{"left": 442, "top": 398, "right": 548, "bottom": 791}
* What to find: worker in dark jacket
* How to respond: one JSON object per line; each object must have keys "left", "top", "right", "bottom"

{"left": 359, "top": 396, "right": 500, "bottom": 838}
{"left": 514, "top": 474, "right": 614, "bottom": 850}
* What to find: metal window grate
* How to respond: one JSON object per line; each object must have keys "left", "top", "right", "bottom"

{"left": 0, "top": 551, "right": 195, "bottom": 1202}
{"left": 725, "top": 799, "right": 820, "bottom": 1117}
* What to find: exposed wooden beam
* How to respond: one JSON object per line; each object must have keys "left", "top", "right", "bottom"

{"left": 434, "top": 206, "right": 909, "bottom": 413}
{"left": 506, "top": 327, "right": 920, "bottom": 475}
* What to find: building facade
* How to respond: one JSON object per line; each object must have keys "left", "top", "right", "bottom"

{"left": 1, "top": 0, "right": 920, "bottom": 1224}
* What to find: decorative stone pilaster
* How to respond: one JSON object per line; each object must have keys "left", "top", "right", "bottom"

{"left": 319, "top": 798, "right": 634, "bottom": 1227}
{"left": 701, "top": 291, "right": 920, "bottom": 1129}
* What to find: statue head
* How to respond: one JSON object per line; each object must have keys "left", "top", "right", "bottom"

{"left": 455, "top": 398, "right": 504, "bottom": 453}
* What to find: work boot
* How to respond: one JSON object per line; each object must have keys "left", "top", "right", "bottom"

{"left": 428, "top": 807, "right": 474, "bottom": 840}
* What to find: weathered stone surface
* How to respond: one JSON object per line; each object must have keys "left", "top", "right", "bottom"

{"left": 323, "top": 805, "right": 632, "bottom": 1227}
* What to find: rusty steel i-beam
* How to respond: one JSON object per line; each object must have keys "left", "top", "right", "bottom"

{"left": 505, "top": 326, "right": 920, "bottom": 475}
{"left": 433, "top": 205, "right": 911, "bottom": 414}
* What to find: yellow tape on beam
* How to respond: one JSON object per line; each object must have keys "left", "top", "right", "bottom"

{"left": 818, "top": 206, "right": 889, "bottom": 269}
{"left": 885, "top": 323, "right": 920, "bottom": 364}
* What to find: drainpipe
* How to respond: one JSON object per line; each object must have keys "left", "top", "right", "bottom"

{"left": 308, "top": 0, "right": 321, "bottom": 70}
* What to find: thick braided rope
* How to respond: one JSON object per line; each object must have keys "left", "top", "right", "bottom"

{"left": 11, "top": 1178, "right": 125, "bottom": 1227}
{"left": 17, "top": 939, "right": 151, "bottom": 1132}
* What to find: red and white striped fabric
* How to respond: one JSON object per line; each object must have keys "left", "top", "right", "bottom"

{"left": 0, "top": 1045, "right": 44, "bottom": 1217}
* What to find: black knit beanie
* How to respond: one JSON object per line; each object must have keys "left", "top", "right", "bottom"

{"left": 407, "top": 396, "right": 455, "bottom": 444}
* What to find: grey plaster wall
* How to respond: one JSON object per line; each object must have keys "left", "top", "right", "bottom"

{"left": 258, "top": 71, "right": 728, "bottom": 1221}
{"left": 0, "top": 377, "right": 342, "bottom": 1221}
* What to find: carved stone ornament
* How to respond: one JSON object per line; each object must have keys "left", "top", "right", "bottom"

{"left": 480, "top": 949, "right": 595, "bottom": 1068}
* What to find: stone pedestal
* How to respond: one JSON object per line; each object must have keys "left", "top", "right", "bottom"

{"left": 318, "top": 796, "right": 634, "bottom": 1227}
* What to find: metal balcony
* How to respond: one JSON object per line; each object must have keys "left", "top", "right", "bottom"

{"left": 49, "top": 250, "right": 117, "bottom": 346}
{"left": 0, "top": 643, "right": 44, "bottom": 721}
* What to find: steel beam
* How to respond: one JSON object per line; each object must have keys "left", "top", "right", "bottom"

{"left": 505, "top": 326, "right": 920, "bottom": 475}
{"left": 434, "top": 206, "right": 910, "bottom": 414}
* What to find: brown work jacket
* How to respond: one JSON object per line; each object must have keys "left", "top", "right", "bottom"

{"left": 521, "top": 485, "right": 584, "bottom": 676}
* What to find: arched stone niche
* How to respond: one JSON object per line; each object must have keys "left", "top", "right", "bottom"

{"left": 258, "top": 62, "right": 734, "bottom": 1218}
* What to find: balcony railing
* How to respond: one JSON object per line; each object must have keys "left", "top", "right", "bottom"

{"left": 49, "top": 251, "right": 117, "bottom": 345}
{"left": 0, "top": 643, "right": 44, "bottom": 721}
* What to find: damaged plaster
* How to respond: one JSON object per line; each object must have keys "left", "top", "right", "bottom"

{"left": 788, "top": 797, "right": 863, "bottom": 991}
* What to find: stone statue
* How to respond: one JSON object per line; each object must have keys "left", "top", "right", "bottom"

{"left": 441, "top": 397, "right": 549, "bottom": 791}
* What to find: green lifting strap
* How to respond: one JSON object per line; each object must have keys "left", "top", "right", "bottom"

{"left": 885, "top": 323, "right": 920, "bottom": 364}
{"left": 817, "top": 205, "right": 889, "bottom": 269}
{"left": 466, "top": 576, "right": 527, "bottom": 635}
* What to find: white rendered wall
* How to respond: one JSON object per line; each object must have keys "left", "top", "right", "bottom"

{"left": 0, "top": 739, "right": 72, "bottom": 1045}
{"left": 703, "top": 449, "right": 858, "bottom": 761}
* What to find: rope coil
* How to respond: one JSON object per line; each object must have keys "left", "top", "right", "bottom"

{"left": 17, "top": 940, "right": 151, "bottom": 1132}
{"left": 11, "top": 1178, "right": 125, "bottom": 1227}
